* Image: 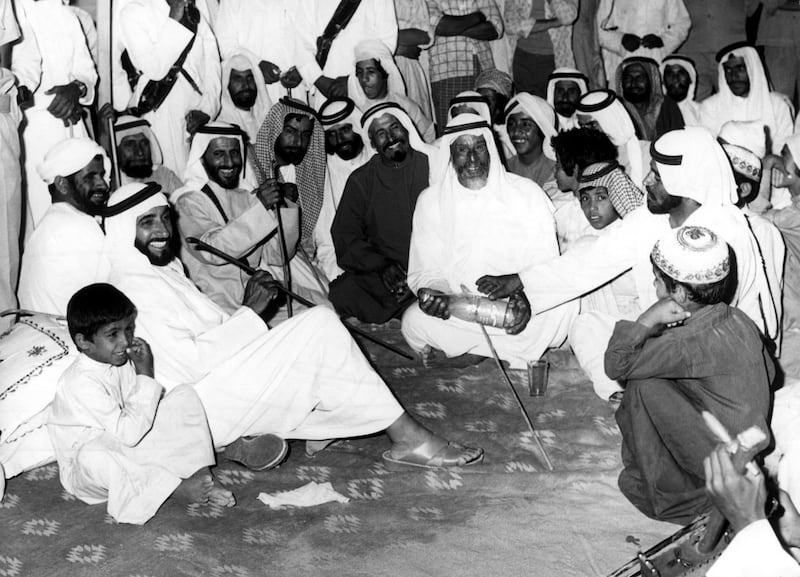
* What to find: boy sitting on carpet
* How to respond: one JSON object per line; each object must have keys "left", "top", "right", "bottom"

{"left": 47, "top": 284, "right": 235, "bottom": 524}
{"left": 568, "top": 161, "right": 644, "bottom": 401}
{"left": 605, "top": 226, "right": 774, "bottom": 524}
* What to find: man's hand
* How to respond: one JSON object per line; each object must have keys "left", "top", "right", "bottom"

{"left": 280, "top": 67, "right": 303, "bottom": 89}
{"left": 315, "top": 75, "right": 348, "bottom": 98}
{"left": 641, "top": 34, "right": 664, "bottom": 49}
{"left": 621, "top": 33, "right": 641, "bottom": 52}
{"left": 126, "top": 337, "right": 155, "bottom": 378}
{"left": 475, "top": 273, "right": 523, "bottom": 300}
{"left": 505, "top": 291, "right": 531, "bottom": 335}
{"left": 704, "top": 444, "right": 767, "bottom": 533}
{"left": 185, "top": 110, "right": 210, "bottom": 135}
{"left": 637, "top": 297, "right": 690, "bottom": 332}
{"left": 280, "top": 182, "right": 299, "bottom": 203}
{"left": 380, "top": 262, "right": 410, "bottom": 302}
{"left": 17, "top": 85, "right": 33, "bottom": 110}
{"left": 778, "top": 490, "right": 800, "bottom": 549}
{"left": 45, "top": 82, "right": 82, "bottom": 125}
{"left": 259, "top": 60, "right": 282, "bottom": 84}
{"left": 243, "top": 270, "right": 280, "bottom": 316}
{"left": 254, "top": 180, "right": 282, "bottom": 211}
{"left": 167, "top": 0, "right": 187, "bottom": 21}
{"left": 418, "top": 288, "right": 450, "bottom": 320}
{"left": 395, "top": 43, "right": 422, "bottom": 59}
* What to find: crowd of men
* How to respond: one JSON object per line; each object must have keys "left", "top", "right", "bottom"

{"left": 2, "top": 0, "right": 800, "bottom": 571}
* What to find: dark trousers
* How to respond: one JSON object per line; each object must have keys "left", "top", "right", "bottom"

{"left": 329, "top": 271, "right": 412, "bottom": 324}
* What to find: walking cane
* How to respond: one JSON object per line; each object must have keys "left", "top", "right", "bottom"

{"left": 185, "top": 236, "right": 414, "bottom": 361}
{"left": 270, "top": 160, "right": 293, "bottom": 317}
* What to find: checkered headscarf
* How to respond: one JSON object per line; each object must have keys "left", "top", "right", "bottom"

{"left": 254, "top": 98, "right": 326, "bottom": 252}
{"left": 578, "top": 161, "right": 644, "bottom": 218}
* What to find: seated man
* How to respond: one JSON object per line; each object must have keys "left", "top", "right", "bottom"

{"left": 615, "top": 56, "right": 683, "bottom": 141}
{"left": 504, "top": 92, "right": 558, "bottom": 189}
{"left": 545, "top": 68, "right": 588, "bottom": 131}
{"left": 700, "top": 43, "right": 794, "bottom": 155}
{"left": 576, "top": 89, "right": 647, "bottom": 187}
{"left": 218, "top": 50, "right": 273, "bottom": 143}
{"left": 660, "top": 55, "right": 700, "bottom": 127}
{"left": 606, "top": 225, "right": 773, "bottom": 523}
{"left": 254, "top": 98, "right": 330, "bottom": 305}
{"left": 329, "top": 103, "right": 432, "bottom": 324}
{"left": 104, "top": 182, "right": 484, "bottom": 470}
{"left": 113, "top": 115, "right": 184, "bottom": 195}
{"left": 18, "top": 137, "right": 110, "bottom": 315}
{"left": 401, "top": 113, "right": 577, "bottom": 369}
{"left": 48, "top": 283, "right": 234, "bottom": 524}
{"left": 173, "top": 122, "right": 300, "bottom": 316}
{"left": 317, "top": 97, "right": 372, "bottom": 282}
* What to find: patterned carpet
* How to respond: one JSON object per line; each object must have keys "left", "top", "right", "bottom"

{"left": 0, "top": 320, "right": 676, "bottom": 577}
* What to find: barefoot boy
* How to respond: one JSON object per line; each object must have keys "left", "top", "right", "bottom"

{"left": 47, "top": 283, "right": 234, "bottom": 524}
{"left": 605, "top": 226, "right": 774, "bottom": 524}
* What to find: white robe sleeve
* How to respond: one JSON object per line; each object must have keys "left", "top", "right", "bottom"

{"left": 658, "top": 0, "right": 691, "bottom": 57}
{"left": 770, "top": 93, "right": 795, "bottom": 155}
{"left": 11, "top": 1, "right": 42, "bottom": 92}
{"left": 64, "top": 12, "right": 97, "bottom": 106}
{"left": 293, "top": 4, "right": 323, "bottom": 86}
{"left": 707, "top": 520, "right": 800, "bottom": 577}
{"left": 406, "top": 188, "right": 452, "bottom": 294}
{"left": 119, "top": 2, "right": 194, "bottom": 82}
{"left": 0, "top": 0, "right": 19, "bottom": 46}
{"left": 196, "top": 17, "right": 221, "bottom": 119}
{"left": 596, "top": 0, "right": 625, "bottom": 58}
{"left": 212, "top": 0, "right": 240, "bottom": 61}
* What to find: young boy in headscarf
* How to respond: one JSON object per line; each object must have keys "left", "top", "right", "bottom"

{"left": 605, "top": 225, "right": 774, "bottom": 524}
{"left": 568, "top": 160, "right": 644, "bottom": 401}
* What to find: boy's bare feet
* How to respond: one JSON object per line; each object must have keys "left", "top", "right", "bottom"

{"left": 176, "top": 468, "right": 235, "bottom": 507}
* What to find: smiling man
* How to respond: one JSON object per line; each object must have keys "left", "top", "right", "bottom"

{"left": 173, "top": 123, "right": 299, "bottom": 315}
{"left": 401, "top": 113, "right": 576, "bottom": 368}
{"left": 504, "top": 92, "right": 559, "bottom": 189}
{"left": 699, "top": 43, "right": 794, "bottom": 154}
{"left": 18, "top": 137, "right": 111, "bottom": 315}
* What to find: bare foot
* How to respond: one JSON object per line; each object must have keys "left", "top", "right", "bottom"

{"left": 175, "top": 468, "right": 213, "bottom": 504}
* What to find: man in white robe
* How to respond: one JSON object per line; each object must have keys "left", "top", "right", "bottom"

{"left": 595, "top": 0, "right": 691, "bottom": 86}
{"left": 402, "top": 114, "right": 577, "bottom": 368}
{"left": 545, "top": 67, "right": 588, "bottom": 131}
{"left": 293, "top": 0, "right": 398, "bottom": 107}
{"left": 113, "top": 0, "right": 221, "bottom": 175}
{"left": 113, "top": 115, "right": 184, "bottom": 194}
{"left": 173, "top": 123, "right": 300, "bottom": 315}
{"left": 317, "top": 97, "right": 372, "bottom": 283}
{"left": 214, "top": 0, "right": 303, "bottom": 105}
{"left": 103, "top": 183, "right": 484, "bottom": 469}
{"left": 576, "top": 89, "right": 647, "bottom": 187}
{"left": 218, "top": 51, "right": 273, "bottom": 144}
{"left": 18, "top": 138, "right": 110, "bottom": 316}
{"left": 700, "top": 43, "right": 794, "bottom": 155}
{"left": 0, "top": 2, "right": 21, "bottom": 330}
{"left": 660, "top": 55, "right": 700, "bottom": 127}
{"left": 479, "top": 127, "right": 780, "bottom": 397}
{"left": 13, "top": 0, "right": 97, "bottom": 232}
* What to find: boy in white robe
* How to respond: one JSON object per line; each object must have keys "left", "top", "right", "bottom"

{"left": 48, "top": 283, "right": 234, "bottom": 525}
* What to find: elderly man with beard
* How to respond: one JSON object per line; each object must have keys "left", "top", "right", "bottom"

{"left": 255, "top": 98, "right": 330, "bottom": 305}
{"left": 700, "top": 43, "right": 794, "bottom": 155}
{"left": 18, "top": 138, "right": 110, "bottom": 316}
{"left": 401, "top": 113, "right": 576, "bottom": 369}
{"left": 545, "top": 68, "right": 588, "bottom": 131}
{"left": 173, "top": 123, "right": 300, "bottom": 316}
{"left": 615, "top": 57, "right": 684, "bottom": 141}
{"left": 102, "top": 183, "right": 484, "bottom": 471}
{"left": 218, "top": 51, "right": 273, "bottom": 144}
{"left": 478, "top": 128, "right": 780, "bottom": 398}
{"left": 660, "top": 55, "right": 700, "bottom": 127}
{"left": 316, "top": 97, "right": 371, "bottom": 283}
{"left": 110, "top": 115, "right": 184, "bottom": 194}
{"left": 329, "top": 103, "right": 435, "bottom": 324}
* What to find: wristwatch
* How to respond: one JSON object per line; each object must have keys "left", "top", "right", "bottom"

{"left": 71, "top": 80, "right": 88, "bottom": 98}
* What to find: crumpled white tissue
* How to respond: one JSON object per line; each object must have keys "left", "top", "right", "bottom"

{"left": 256, "top": 481, "right": 350, "bottom": 509}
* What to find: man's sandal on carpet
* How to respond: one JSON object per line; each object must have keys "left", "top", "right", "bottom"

{"left": 382, "top": 441, "right": 484, "bottom": 470}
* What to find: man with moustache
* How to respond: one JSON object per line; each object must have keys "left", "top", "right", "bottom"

{"left": 316, "top": 97, "right": 372, "bottom": 282}
{"left": 329, "top": 103, "right": 434, "bottom": 324}
{"left": 173, "top": 123, "right": 299, "bottom": 315}
{"left": 478, "top": 127, "right": 778, "bottom": 397}
{"left": 218, "top": 51, "right": 273, "bottom": 143}
{"left": 255, "top": 98, "right": 330, "bottom": 305}
{"left": 112, "top": 115, "right": 184, "bottom": 194}
{"left": 660, "top": 55, "right": 700, "bottom": 127}
{"left": 401, "top": 113, "right": 576, "bottom": 368}
{"left": 18, "top": 138, "right": 111, "bottom": 315}
{"left": 545, "top": 68, "right": 588, "bottom": 131}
